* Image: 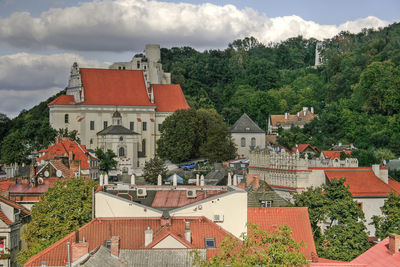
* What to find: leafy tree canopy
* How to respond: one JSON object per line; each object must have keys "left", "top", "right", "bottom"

{"left": 95, "top": 148, "right": 117, "bottom": 173}
{"left": 372, "top": 192, "right": 400, "bottom": 240}
{"left": 192, "top": 223, "right": 308, "bottom": 267}
{"left": 143, "top": 156, "right": 168, "bottom": 184}
{"left": 17, "top": 178, "right": 98, "bottom": 265}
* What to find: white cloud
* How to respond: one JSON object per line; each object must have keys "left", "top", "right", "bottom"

{"left": 0, "top": 0, "right": 390, "bottom": 51}
{"left": 0, "top": 52, "right": 106, "bottom": 118}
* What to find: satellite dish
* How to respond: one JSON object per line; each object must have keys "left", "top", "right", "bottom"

{"left": 38, "top": 177, "right": 44, "bottom": 185}
{"left": 56, "top": 170, "right": 62, "bottom": 178}
{"left": 44, "top": 171, "right": 49, "bottom": 178}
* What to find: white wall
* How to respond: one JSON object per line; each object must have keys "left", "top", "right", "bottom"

{"left": 353, "top": 197, "right": 386, "bottom": 236}
{"left": 232, "top": 132, "right": 265, "bottom": 158}
{"left": 152, "top": 236, "right": 187, "bottom": 249}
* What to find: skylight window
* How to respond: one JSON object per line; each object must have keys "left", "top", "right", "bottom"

{"left": 204, "top": 238, "right": 216, "bottom": 248}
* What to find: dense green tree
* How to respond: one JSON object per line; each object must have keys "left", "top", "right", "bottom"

{"left": 277, "top": 126, "right": 310, "bottom": 149}
{"left": 17, "top": 178, "right": 98, "bottom": 265}
{"left": 95, "top": 148, "right": 117, "bottom": 172}
{"left": 143, "top": 156, "right": 168, "bottom": 184}
{"left": 0, "top": 131, "right": 30, "bottom": 165}
{"left": 351, "top": 149, "right": 379, "bottom": 167}
{"left": 157, "top": 109, "right": 236, "bottom": 163}
{"left": 372, "top": 192, "right": 400, "bottom": 240}
{"left": 56, "top": 128, "right": 81, "bottom": 143}
{"left": 192, "top": 223, "right": 308, "bottom": 267}
{"left": 294, "top": 178, "right": 370, "bottom": 261}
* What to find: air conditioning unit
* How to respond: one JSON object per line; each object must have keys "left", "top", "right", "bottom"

{"left": 213, "top": 214, "right": 224, "bottom": 222}
{"left": 186, "top": 189, "right": 197, "bottom": 198}
{"left": 137, "top": 188, "right": 147, "bottom": 197}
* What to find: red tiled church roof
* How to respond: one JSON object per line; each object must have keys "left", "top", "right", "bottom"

{"left": 325, "top": 169, "right": 391, "bottom": 197}
{"left": 153, "top": 84, "right": 190, "bottom": 112}
{"left": 48, "top": 95, "right": 75, "bottom": 105}
{"left": 322, "top": 150, "right": 352, "bottom": 160}
{"left": 247, "top": 207, "right": 317, "bottom": 260}
{"left": 24, "top": 216, "right": 230, "bottom": 266}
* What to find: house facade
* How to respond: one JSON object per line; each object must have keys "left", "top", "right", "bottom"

{"left": 48, "top": 44, "right": 189, "bottom": 171}
{"left": 267, "top": 107, "right": 317, "bottom": 135}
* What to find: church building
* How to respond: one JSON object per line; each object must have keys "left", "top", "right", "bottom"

{"left": 48, "top": 44, "right": 190, "bottom": 172}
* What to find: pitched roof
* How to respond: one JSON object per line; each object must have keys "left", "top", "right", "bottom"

{"left": 152, "top": 84, "right": 190, "bottom": 112}
{"left": 230, "top": 113, "right": 265, "bottom": 134}
{"left": 325, "top": 169, "right": 391, "bottom": 197}
{"left": 0, "top": 210, "right": 13, "bottom": 225}
{"left": 9, "top": 178, "right": 58, "bottom": 194}
{"left": 389, "top": 178, "right": 400, "bottom": 194}
{"left": 96, "top": 125, "right": 138, "bottom": 136}
{"left": 0, "top": 180, "right": 15, "bottom": 191}
{"left": 151, "top": 190, "right": 227, "bottom": 208}
{"left": 0, "top": 195, "right": 30, "bottom": 215}
{"left": 247, "top": 207, "right": 317, "bottom": 260}
{"left": 269, "top": 109, "right": 317, "bottom": 128}
{"left": 48, "top": 95, "right": 75, "bottom": 105}
{"left": 292, "top": 144, "right": 319, "bottom": 153}
{"left": 351, "top": 237, "right": 400, "bottom": 266}
{"left": 24, "top": 216, "right": 230, "bottom": 267}
{"left": 322, "top": 150, "right": 352, "bottom": 160}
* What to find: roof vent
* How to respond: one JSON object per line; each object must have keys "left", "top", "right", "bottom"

{"left": 186, "top": 189, "right": 197, "bottom": 198}
{"left": 137, "top": 188, "right": 147, "bottom": 197}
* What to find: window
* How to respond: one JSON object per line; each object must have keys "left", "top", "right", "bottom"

{"left": 251, "top": 137, "right": 256, "bottom": 147}
{"left": 122, "top": 66, "right": 126, "bottom": 70}
{"left": 64, "top": 114, "right": 69, "bottom": 123}
{"left": 90, "top": 138, "right": 93, "bottom": 145}
{"left": 130, "top": 122, "right": 134, "bottom": 131}
{"left": 104, "top": 121, "right": 108, "bottom": 129}
{"left": 0, "top": 237, "right": 6, "bottom": 253}
{"left": 119, "top": 136, "right": 123, "bottom": 142}
{"left": 119, "top": 147, "right": 125, "bottom": 157}
{"left": 90, "top": 121, "right": 95, "bottom": 130}
{"left": 158, "top": 124, "right": 162, "bottom": 131}
{"left": 241, "top": 137, "right": 246, "bottom": 147}
{"left": 137, "top": 62, "right": 140, "bottom": 68}
{"left": 142, "top": 139, "right": 146, "bottom": 155}
{"left": 105, "top": 240, "right": 111, "bottom": 249}
{"left": 142, "top": 122, "right": 147, "bottom": 131}
{"left": 260, "top": 200, "right": 273, "bottom": 207}
{"left": 204, "top": 238, "right": 216, "bottom": 248}
{"left": 357, "top": 202, "right": 363, "bottom": 210}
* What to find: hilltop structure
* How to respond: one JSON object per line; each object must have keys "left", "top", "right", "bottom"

{"left": 48, "top": 44, "right": 189, "bottom": 172}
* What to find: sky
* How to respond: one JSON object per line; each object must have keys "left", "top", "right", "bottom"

{"left": 0, "top": 0, "right": 399, "bottom": 118}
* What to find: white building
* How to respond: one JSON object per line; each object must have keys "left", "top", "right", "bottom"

{"left": 49, "top": 45, "right": 189, "bottom": 171}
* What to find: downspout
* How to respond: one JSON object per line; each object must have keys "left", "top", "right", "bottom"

{"left": 67, "top": 242, "right": 71, "bottom": 267}
{"left": 91, "top": 187, "right": 95, "bottom": 220}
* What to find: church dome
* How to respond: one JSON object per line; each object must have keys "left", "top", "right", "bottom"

{"left": 112, "top": 110, "right": 122, "bottom": 118}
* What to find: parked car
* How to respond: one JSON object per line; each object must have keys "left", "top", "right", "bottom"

{"left": 180, "top": 162, "right": 196, "bottom": 170}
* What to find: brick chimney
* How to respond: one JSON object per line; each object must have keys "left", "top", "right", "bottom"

{"left": 71, "top": 242, "right": 89, "bottom": 263}
{"left": 389, "top": 233, "right": 400, "bottom": 254}
{"left": 184, "top": 221, "right": 191, "bottom": 243}
{"left": 110, "top": 236, "right": 120, "bottom": 258}
{"left": 145, "top": 226, "right": 153, "bottom": 246}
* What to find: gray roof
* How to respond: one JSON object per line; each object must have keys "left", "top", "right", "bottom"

{"left": 112, "top": 110, "right": 122, "bottom": 118}
{"left": 230, "top": 113, "right": 265, "bottom": 134}
{"left": 97, "top": 125, "right": 138, "bottom": 136}
{"left": 81, "top": 246, "right": 206, "bottom": 267}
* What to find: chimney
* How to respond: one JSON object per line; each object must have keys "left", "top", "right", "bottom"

{"left": 233, "top": 174, "right": 237, "bottom": 186}
{"left": 145, "top": 226, "right": 153, "bottom": 246}
{"left": 69, "top": 151, "right": 74, "bottom": 161}
{"left": 99, "top": 174, "right": 104, "bottom": 186}
{"left": 389, "top": 234, "right": 400, "bottom": 254}
{"left": 285, "top": 112, "right": 288, "bottom": 120}
{"left": 110, "top": 236, "right": 120, "bottom": 258}
{"left": 157, "top": 174, "right": 162, "bottom": 186}
{"left": 311, "top": 107, "right": 314, "bottom": 114}
{"left": 297, "top": 112, "right": 300, "bottom": 117}
{"left": 71, "top": 241, "right": 89, "bottom": 263}
{"left": 253, "top": 176, "right": 260, "bottom": 189}
{"left": 131, "top": 174, "right": 136, "bottom": 185}
{"left": 184, "top": 221, "right": 191, "bottom": 243}
{"left": 104, "top": 174, "right": 109, "bottom": 185}
{"left": 372, "top": 164, "right": 388, "bottom": 184}
{"left": 196, "top": 174, "right": 199, "bottom": 186}
{"left": 200, "top": 175, "right": 205, "bottom": 186}
{"left": 172, "top": 174, "right": 177, "bottom": 186}
{"left": 227, "top": 173, "right": 232, "bottom": 186}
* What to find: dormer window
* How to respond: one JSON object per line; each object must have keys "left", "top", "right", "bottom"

{"left": 204, "top": 238, "right": 216, "bottom": 248}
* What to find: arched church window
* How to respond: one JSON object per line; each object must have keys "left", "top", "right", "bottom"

{"left": 65, "top": 114, "right": 69, "bottom": 124}
{"left": 251, "top": 137, "right": 256, "bottom": 147}
{"left": 119, "top": 147, "right": 125, "bottom": 157}
{"left": 241, "top": 137, "right": 246, "bottom": 147}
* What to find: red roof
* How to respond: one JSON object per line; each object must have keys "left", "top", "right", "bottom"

{"left": 0, "top": 180, "right": 14, "bottom": 191}
{"left": 311, "top": 256, "right": 366, "bottom": 266}
{"left": 48, "top": 95, "right": 75, "bottom": 105}
{"left": 325, "top": 169, "right": 391, "bottom": 197}
{"left": 292, "top": 144, "right": 319, "bottom": 153}
{"left": 9, "top": 178, "right": 58, "bottom": 194}
{"left": 37, "top": 138, "right": 97, "bottom": 170}
{"left": 0, "top": 210, "right": 13, "bottom": 225}
{"left": 351, "top": 237, "right": 400, "bottom": 266}
{"left": 0, "top": 195, "right": 30, "bottom": 225}
{"left": 24, "top": 216, "right": 230, "bottom": 266}
{"left": 151, "top": 190, "right": 227, "bottom": 208}
{"left": 153, "top": 84, "right": 190, "bottom": 112}
{"left": 247, "top": 207, "right": 317, "bottom": 260}
{"left": 322, "top": 150, "right": 352, "bottom": 160}
{"left": 389, "top": 178, "right": 400, "bottom": 194}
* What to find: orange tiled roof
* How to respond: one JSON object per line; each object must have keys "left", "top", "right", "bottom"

{"left": 0, "top": 210, "right": 13, "bottom": 225}
{"left": 0, "top": 180, "right": 14, "bottom": 192}
{"left": 48, "top": 95, "right": 75, "bottom": 105}
{"left": 151, "top": 190, "right": 227, "bottom": 208}
{"left": 325, "top": 168, "right": 391, "bottom": 197}
{"left": 270, "top": 110, "right": 317, "bottom": 127}
{"left": 0, "top": 195, "right": 30, "bottom": 215}
{"left": 322, "top": 150, "right": 352, "bottom": 160}
{"left": 388, "top": 178, "right": 400, "bottom": 194}
{"left": 247, "top": 207, "right": 317, "bottom": 260}
{"left": 351, "top": 237, "right": 400, "bottom": 266}
{"left": 292, "top": 144, "right": 319, "bottom": 153}
{"left": 24, "top": 216, "right": 230, "bottom": 266}
{"left": 153, "top": 84, "right": 190, "bottom": 112}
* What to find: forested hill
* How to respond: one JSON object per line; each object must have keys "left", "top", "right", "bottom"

{"left": 160, "top": 22, "right": 400, "bottom": 157}
{"left": 1, "top": 22, "right": 400, "bottom": 164}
